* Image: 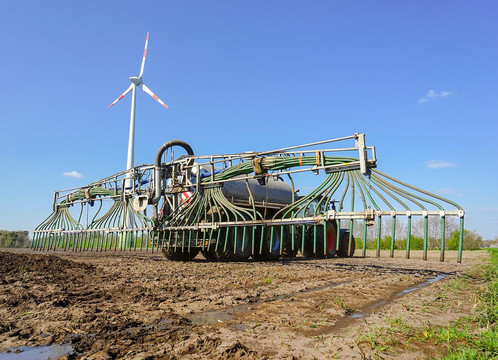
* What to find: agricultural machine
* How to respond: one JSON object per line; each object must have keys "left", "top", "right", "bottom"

{"left": 32, "top": 33, "right": 465, "bottom": 262}
{"left": 33, "top": 133, "right": 465, "bottom": 262}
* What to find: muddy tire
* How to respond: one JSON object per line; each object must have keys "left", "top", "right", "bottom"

{"left": 212, "top": 228, "right": 236, "bottom": 262}
{"left": 337, "top": 230, "right": 355, "bottom": 258}
{"left": 212, "top": 227, "right": 252, "bottom": 262}
{"left": 201, "top": 247, "right": 217, "bottom": 261}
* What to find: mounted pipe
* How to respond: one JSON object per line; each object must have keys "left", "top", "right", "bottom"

{"left": 152, "top": 140, "right": 195, "bottom": 221}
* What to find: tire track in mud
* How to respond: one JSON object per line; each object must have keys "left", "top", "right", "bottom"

{"left": 189, "top": 281, "right": 351, "bottom": 325}
{"left": 187, "top": 269, "right": 450, "bottom": 331}
{"left": 0, "top": 250, "right": 475, "bottom": 359}
{"left": 281, "top": 257, "right": 458, "bottom": 277}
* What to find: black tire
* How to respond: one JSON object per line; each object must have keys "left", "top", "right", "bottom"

{"left": 211, "top": 227, "right": 253, "bottom": 262}
{"left": 253, "top": 226, "right": 281, "bottom": 261}
{"left": 282, "top": 225, "right": 300, "bottom": 258}
{"left": 232, "top": 227, "right": 253, "bottom": 261}
{"left": 337, "top": 230, "right": 355, "bottom": 258}
{"left": 303, "top": 222, "right": 337, "bottom": 258}
{"left": 262, "top": 226, "right": 282, "bottom": 261}
{"left": 212, "top": 228, "right": 236, "bottom": 262}
{"left": 162, "top": 246, "right": 200, "bottom": 261}
{"left": 201, "top": 247, "right": 217, "bottom": 261}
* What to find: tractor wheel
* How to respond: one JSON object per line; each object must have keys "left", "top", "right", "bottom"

{"left": 337, "top": 230, "right": 355, "bottom": 258}
{"left": 282, "top": 225, "right": 299, "bottom": 258}
{"left": 201, "top": 247, "right": 217, "bottom": 261}
{"left": 261, "top": 227, "right": 282, "bottom": 261}
{"left": 212, "top": 227, "right": 252, "bottom": 262}
{"left": 232, "top": 227, "right": 253, "bottom": 261}
{"left": 162, "top": 246, "right": 200, "bottom": 261}
{"left": 303, "top": 222, "right": 337, "bottom": 258}
{"left": 212, "top": 228, "right": 236, "bottom": 262}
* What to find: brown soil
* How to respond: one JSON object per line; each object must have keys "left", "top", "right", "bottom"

{"left": 0, "top": 249, "right": 487, "bottom": 359}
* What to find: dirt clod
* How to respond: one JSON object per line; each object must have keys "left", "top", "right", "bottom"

{"left": 0, "top": 249, "right": 485, "bottom": 359}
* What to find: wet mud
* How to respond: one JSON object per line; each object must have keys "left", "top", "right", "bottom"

{"left": 0, "top": 249, "right": 485, "bottom": 359}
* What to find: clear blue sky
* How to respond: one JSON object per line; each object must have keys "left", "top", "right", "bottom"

{"left": 0, "top": 1, "right": 496, "bottom": 239}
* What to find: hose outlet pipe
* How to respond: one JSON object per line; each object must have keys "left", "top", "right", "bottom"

{"left": 152, "top": 140, "right": 194, "bottom": 222}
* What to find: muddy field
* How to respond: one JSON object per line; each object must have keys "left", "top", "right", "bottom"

{"left": 0, "top": 249, "right": 488, "bottom": 359}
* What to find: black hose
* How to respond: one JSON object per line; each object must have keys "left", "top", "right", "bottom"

{"left": 153, "top": 140, "right": 195, "bottom": 218}
{"left": 155, "top": 140, "right": 194, "bottom": 167}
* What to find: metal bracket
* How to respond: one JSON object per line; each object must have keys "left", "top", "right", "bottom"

{"left": 365, "top": 208, "right": 375, "bottom": 226}
{"left": 355, "top": 133, "right": 368, "bottom": 174}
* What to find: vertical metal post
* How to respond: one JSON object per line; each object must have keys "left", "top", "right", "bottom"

{"left": 390, "top": 214, "right": 396, "bottom": 258}
{"left": 323, "top": 222, "right": 327, "bottom": 256}
{"left": 336, "top": 220, "right": 341, "bottom": 251}
{"left": 440, "top": 213, "right": 446, "bottom": 262}
{"left": 182, "top": 231, "right": 185, "bottom": 252}
{"left": 291, "top": 225, "right": 295, "bottom": 253}
{"left": 270, "top": 226, "right": 274, "bottom": 254}
{"left": 196, "top": 164, "right": 201, "bottom": 193}
{"left": 349, "top": 178, "right": 355, "bottom": 256}
{"left": 52, "top": 191, "right": 59, "bottom": 212}
{"left": 362, "top": 221, "right": 367, "bottom": 257}
{"left": 244, "top": 226, "right": 249, "bottom": 256}
{"left": 355, "top": 133, "right": 368, "bottom": 174}
{"left": 252, "top": 226, "right": 256, "bottom": 256}
{"left": 406, "top": 213, "right": 412, "bottom": 259}
{"left": 423, "top": 212, "right": 428, "bottom": 261}
{"left": 458, "top": 214, "right": 464, "bottom": 263}
{"left": 301, "top": 224, "right": 306, "bottom": 254}
{"left": 349, "top": 219, "right": 354, "bottom": 256}
{"left": 260, "top": 226, "right": 265, "bottom": 255}
{"left": 376, "top": 215, "right": 382, "bottom": 258}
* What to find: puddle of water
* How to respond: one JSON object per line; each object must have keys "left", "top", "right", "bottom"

{"left": 189, "top": 274, "right": 447, "bottom": 327}
{"left": 189, "top": 281, "right": 350, "bottom": 325}
{"left": 189, "top": 309, "right": 240, "bottom": 325}
{"left": 334, "top": 273, "right": 448, "bottom": 329}
{"left": 398, "top": 273, "right": 447, "bottom": 296}
{"left": 0, "top": 344, "right": 74, "bottom": 360}
{"left": 349, "top": 313, "right": 364, "bottom": 319}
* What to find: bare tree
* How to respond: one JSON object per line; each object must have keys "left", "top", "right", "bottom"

{"left": 411, "top": 216, "right": 459, "bottom": 249}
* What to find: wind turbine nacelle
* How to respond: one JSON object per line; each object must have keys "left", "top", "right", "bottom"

{"left": 129, "top": 76, "right": 143, "bottom": 85}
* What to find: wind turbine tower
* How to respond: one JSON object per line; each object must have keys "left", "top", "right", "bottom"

{"left": 109, "top": 32, "right": 169, "bottom": 189}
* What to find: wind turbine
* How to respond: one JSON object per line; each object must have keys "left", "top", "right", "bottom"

{"left": 108, "top": 32, "right": 169, "bottom": 188}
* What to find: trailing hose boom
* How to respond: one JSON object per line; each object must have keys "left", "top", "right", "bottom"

{"left": 33, "top": 133, "right": 465, "bottom": 262}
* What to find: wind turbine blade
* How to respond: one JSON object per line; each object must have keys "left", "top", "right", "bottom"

{"left": 108, "top": 84, "right": 133, "bottom": 108}
{"left": 139, "top": 32, "right": 149, "bottom": 78}
{"left": 140, "top": 83, "right": 170, "bottom": 109}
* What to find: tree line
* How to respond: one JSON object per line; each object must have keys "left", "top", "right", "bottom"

{"left": 351, "top": 217, "right": 483, "bottom": 251}
{"left": 0, "top": 230, "right": 30, "bottom": 248}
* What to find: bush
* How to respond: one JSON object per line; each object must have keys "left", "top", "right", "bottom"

{"left": 0, "top": 230, "right": 30, "bottom": 248}
{"left": 395, "top": 236, "right": 424, "bottom": 250}
{"left": 447, "top": 230, "right": 482, "bottom": 250}
{"left": 355, "top": 236, "right": 421, "bottom": 250}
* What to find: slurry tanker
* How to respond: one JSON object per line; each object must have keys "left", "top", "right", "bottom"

{"left": 33, "top": 134, "right": 465, "bottom": 262}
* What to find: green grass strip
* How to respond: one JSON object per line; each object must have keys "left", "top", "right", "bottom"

{"left": 437, "top": 248, "right": 498, "bottom": 359}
